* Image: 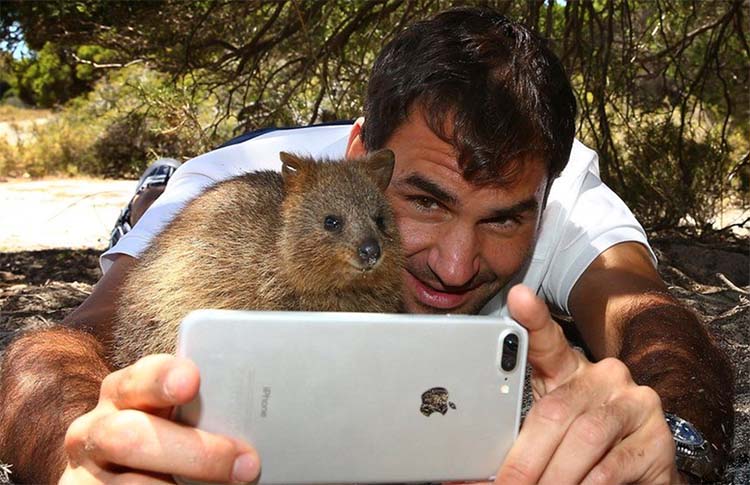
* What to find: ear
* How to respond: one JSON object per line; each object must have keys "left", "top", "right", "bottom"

{"left": 362, "top": 149, "right": 395, "bottom": 192}
{"left": 280, "top": 152, "right": 307, "bottom": 178}
{"left": 345, "top": 117, "right": 366, "bottom": 160}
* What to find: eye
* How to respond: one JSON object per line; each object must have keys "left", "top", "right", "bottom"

{"left": 485, "top": 216, "right": 522, "bottom": 232}
{"left": 408, "top": 196, "right": 440, "bottom": 211}
{"left": 374, "top": 214, "right": 386, "bottom": 231}
{"left": 324, "top": 215, "right": 342, "bottom": 232}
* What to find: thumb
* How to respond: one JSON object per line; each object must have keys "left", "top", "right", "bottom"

{"left": 507, "top": 284, "right": 583, "bottom": 394}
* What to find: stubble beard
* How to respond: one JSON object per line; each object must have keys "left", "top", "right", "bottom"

{"left": 400, "top": 265, "right": 503, "bottom": 315}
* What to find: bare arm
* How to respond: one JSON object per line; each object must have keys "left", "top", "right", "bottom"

{"left": 62, "top": 254, "right": 137, "bottom": 339}
{"left": 0, "top": 255, "right": 134, "bottom": 482}
{"left": 569, "top": 242, "right": 734, "bottom": 468}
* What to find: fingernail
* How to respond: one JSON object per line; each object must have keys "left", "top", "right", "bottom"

{"left": 232, "top": 453, "right": 257, "bottom": 483}
{"left": 163, "top": 366, "right": 189, "bottom": 400}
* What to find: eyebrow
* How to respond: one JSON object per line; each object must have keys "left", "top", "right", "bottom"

{"left": 402, "top": 173, "right": 539, "bottom": 218}
{"left": 485, "top": 198, "right": 539, "bottom": 220}
{"left": 402, "top": 174, "right": 458, "bottom": 206}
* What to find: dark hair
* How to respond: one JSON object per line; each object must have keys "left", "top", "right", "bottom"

{"left": 363, "top": 6, "right": 577, "bottom": 185}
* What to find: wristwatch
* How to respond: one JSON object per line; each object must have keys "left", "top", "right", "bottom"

{"left": 665, "top": 413, "right": 721, "bottom": 482}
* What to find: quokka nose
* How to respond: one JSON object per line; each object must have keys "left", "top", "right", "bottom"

{"left": 358, "top": 238, "right": 381, "bottom": 267}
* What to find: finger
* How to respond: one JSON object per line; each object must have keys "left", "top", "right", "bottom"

{"left": 581, "top": 400, "right": 676, "bottom": 485}
{"left": 538, "top": 392, "right": 641, "bottom": 484}
{"left": 443, "top": 480, "right": 492, "bottom": 485}
{"left": 86, "top": 409, "right": 260, "bottom": 483}
{"left": 507, "top": 285, "right": 582, "bottom": 390}
{"left": 443, "top": 481, "right": 492, "bottom": 485}
{"left": 59, "top": 465, "right": 117, "bottom": 485}
{"left": 111, "top": 472, "right": 176, "bottom": 485}
{"left": 495, "top": 394, "right": 578, "bottom": 484}
{"left": 100, "top": 355, "right": 200, "bottom": 411}
{"left": 497, "top": 358, "right": 627, "bottom": 485}
{"left": 62, "top": 463, "right": 176, "bottom": 485}
{"left": 497, "top": 384, "right": 589, "bottom": 484}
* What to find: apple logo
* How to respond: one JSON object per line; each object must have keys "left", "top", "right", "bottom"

{"left": 420, "top": 387, "right": 457, "bottom": 416}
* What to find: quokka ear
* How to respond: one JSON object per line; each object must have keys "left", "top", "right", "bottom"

{"left": 362, "top": 149, "right": 395, "bottom": 192}
{"left": 280, "top": 152, "right": 308, "bottom": 178}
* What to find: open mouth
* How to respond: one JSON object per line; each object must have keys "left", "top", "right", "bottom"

{"left": 405, "top": 271, "right": 472, "bottom": 310}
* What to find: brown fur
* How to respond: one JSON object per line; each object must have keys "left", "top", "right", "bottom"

{"left": 0, "top": 327, "right": 111, "bottom": 483}
{"left": 110, "top": 150, "right": 403, "bottom": 368}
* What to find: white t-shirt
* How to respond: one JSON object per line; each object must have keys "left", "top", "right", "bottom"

{"left": 102, "top": 123, "right": 655, "bottom": 317}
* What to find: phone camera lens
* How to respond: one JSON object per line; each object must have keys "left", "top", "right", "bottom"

{"left": 505, "top": 333, "right": 518, "bottom": 352}
{"left": 501, "top": 333, "right": 519, "bottom": 372}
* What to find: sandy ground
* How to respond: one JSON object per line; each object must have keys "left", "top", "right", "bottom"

{"left": 0, "top": 178, "right": 135, "bottom": 252}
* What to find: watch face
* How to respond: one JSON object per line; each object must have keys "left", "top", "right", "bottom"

{"left": 665, "top": 413, "right": 705, "bottom": 447}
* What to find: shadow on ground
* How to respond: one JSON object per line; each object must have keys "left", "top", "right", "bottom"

{"left": 0, "top": 239, "right": 748, "bottom": 483}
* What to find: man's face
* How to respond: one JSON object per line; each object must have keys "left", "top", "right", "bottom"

{"left": 380, "top": 112, "right": 548, "bottom": 315}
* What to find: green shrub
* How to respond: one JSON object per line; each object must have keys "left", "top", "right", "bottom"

{"left": 0, "top": 136, "right": 18, "bottom": 175}
{"left": 15, "top": 42, "right": 75, "bottom": 107}
{"left": 620, "top": 121, "right": 730, "bottom": 229}
{"left": 1, "top": 63, "right": 236, "bottom": 178}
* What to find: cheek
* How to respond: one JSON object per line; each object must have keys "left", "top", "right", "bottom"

{"left": 479, "top": 225, "right": 538, "bottom": 279}
{"left": 390, "top": 204, "right": 434, "bottom": 256}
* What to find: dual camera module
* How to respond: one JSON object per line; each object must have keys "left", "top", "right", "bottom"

{"left": 500, "top": 333, "right": 519, "bottom": 372}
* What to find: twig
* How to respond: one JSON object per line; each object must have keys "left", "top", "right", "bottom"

{"left": 705, "top": 216, "right": 750, "bottom": 235}
{"left": 71, "top": 53, "right": 145, "bottom": 69}
{"left": 34, "top": 315, "right": 51, "bottom": 326}
{"left": 0, "top": 462, "right": 12, "bottom": 484}
{"left": 715, "top": 273, "right": 750, "bottom": 295}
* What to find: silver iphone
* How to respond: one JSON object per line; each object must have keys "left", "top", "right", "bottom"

{"left": 174, "top": 310, "right": 527, "bottom": 484}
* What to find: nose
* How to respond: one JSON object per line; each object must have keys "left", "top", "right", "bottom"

{"left": 427, "top": 224, "right": 480, "bottom": 288}
{"left": 358, "top": 238, "right": 381, "bottom": 268}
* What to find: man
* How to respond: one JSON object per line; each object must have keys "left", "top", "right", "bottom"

{"left": 0, "top": 7, "right": 733, "bottom": 484}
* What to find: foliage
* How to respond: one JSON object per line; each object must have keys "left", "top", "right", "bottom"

{"left": 0, "top": 105, "right": 50, "bottom": 122}
{"left": 622, "top": 120, "right": 732, "bottom": 229}
{"left": 4, "top": 41, "right": 117, "bottom": 107}
{"left": 559, "top": 0, "right": 749, "bottom": 231}
{"left": 13, "top": 42, "right": 75, "bottom": 107}
{"left": 0, "top": 65, "right": 235, "bottom": 178}
{"left": 0, "top": 0, "right": 747, "bottom": 233}
{"left": 0, "top": 136, "right": 16, "bottom": 174}
{"left": 0, "top": 52, "right": 14, "bottom": 100}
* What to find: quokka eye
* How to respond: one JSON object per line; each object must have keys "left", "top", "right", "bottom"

{"left": 375, "top": 215, "right": 386, "bottom": 231}
{"left": 324, "top": 215, "right": 342, "bottom": 232}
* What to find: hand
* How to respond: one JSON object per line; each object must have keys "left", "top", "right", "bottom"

{"left": 452, "top": 285, "right": 680, "bottom": 485}
{"left": 59, "top": 354, "right": 261, "bottom": 484}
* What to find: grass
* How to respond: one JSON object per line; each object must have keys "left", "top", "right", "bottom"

{"left": 0, "top": 105, "right": 53, "bottom": 123}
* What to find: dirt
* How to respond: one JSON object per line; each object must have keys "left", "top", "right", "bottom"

{"left": 0, "top": 238, "right": 747, "bottom": 483}
{"left": 651, "top": 238, "right": 749, "bottom": 485}
{"left": 0, "top": 178, "right": 135, "bottom": 251}
{"left": 0, "top": 249, "right": 100, "bottom": 349}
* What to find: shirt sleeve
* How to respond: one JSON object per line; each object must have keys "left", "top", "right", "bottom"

{"left": 539, "top": 171, "right": 657, "bottom": 315}
{"left": 99, "top": 125, "right": 352, "bottom": 274}
{"left": 99, "top": 169, "right": 217, "bottom": 273}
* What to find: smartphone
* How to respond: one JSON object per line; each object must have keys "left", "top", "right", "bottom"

{"left": 173, "top": 310, "right": 528, "bottom": 484}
